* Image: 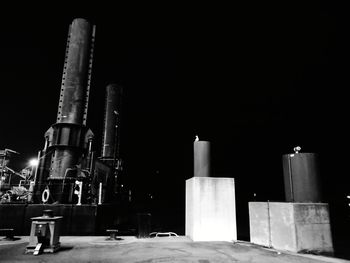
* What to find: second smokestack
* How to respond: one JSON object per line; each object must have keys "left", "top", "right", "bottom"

{"left": 101, "top": 84, "right": 123, "bottom": 160}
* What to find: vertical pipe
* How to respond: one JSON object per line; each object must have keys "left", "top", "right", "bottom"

{"left": 43, "top": 138, "right": 49, "bottom": 152}
{"left": 194, "top": 141, "right": 211, "bottom": 177}
{"left": 100, "top": 84, "right": 123, "bottom": 197}
{"left": 98, "top": 182, "right": 102, "bottom": 205}
{"left": 88, "top": 138, "right": 93, "bottom": 154}
{"left": 28, "top": 181, "right": 35, "bottom": 203}
{"left": 287, "top": 155, "right": 294, "bottom": 202}
{"left": 33, "top": 150, "right": 41, "bottom": 186}
{"left": 101, "top": 84, "right": 123, "bottom": 159}
{"left": 76, "top": 181, "right": 82, "bottom": 205}
{"left": 33, "top": 150, "right": 49, "bottom": 203}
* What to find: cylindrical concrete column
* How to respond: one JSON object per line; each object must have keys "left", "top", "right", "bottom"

{"left": 194, "top": 141, "right": 211, "bottom": 177}
{"left": 282, "top": 152, "right": 322, "bottom": 202}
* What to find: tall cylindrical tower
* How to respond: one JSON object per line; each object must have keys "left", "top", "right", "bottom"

{"left": 99, "top": 84, "right": 123, "bottom": 198}
{"left": 43, "top": 18, "right": 96, "bottom": 203}
{"left": 101, "top": 84, "right": 123, "bottom": 161}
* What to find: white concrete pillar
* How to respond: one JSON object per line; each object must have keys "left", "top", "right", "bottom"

{"left": 186, "top": 177, "right": 237, "bottom": 241}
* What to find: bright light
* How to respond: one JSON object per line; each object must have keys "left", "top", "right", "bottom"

{"left": 347, "top": 195, "right": 350, "bottom": 199}
{"left": 29, "top": 159, "right": 39, "bottom": 166}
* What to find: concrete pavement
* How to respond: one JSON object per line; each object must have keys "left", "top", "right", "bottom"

{"left": 1, "top": 236, "right": 349, "bottom": 263}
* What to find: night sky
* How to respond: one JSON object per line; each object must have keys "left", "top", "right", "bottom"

{"left": 1, "top": 3, "right": 349, "bottom": 238}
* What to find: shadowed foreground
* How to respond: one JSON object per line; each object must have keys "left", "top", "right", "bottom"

{"left": 1, "top": 236, "right": 349, "bottom": 263}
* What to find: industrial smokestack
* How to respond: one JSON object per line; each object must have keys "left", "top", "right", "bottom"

{"left": 56, "top": 18, "right": 95, "bottom": 125}
{"left": 101, "top": 84, "right": 123, "bottom": 160}
{"left": 41, "top": 18, "right": 96, "bottom": 203}
{"left": 98, "top": 84, "right": 123, "bottom": 198}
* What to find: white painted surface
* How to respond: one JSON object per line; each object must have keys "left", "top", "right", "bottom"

{"left": 186, "top": 177, "right": 237, "bottom": 241}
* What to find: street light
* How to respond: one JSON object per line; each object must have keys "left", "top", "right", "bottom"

{"left": 29, "top": 159, "right": 39, "bottom": 167}
{"left": 28, "top": 158, "right": 39, "bottom": 183}
{"left": 27, "top": 158, "right": 39, "bottom": 202}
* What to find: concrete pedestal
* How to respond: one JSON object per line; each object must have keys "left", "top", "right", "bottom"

{"left": 186, "top": 177, "right": 237, "bottom": 241}
{"left": 26, "top": 215, "right": 62, "bottom": 253}
{"left": 249, "top": 202, "right": 333, "bottom": 254}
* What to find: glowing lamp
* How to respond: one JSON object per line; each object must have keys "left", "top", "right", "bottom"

{"left": 29, "top": 159, "right": 39, "bottom": 166}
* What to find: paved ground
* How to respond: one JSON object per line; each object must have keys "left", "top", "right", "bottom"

{"left": 1, "top": 236, "right": 349, "bottom": 263}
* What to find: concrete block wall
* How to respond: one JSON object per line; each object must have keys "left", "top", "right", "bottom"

{"left": 186, "top": 177, "right": 237, "bottom": 241}
{"left": 249, "top": 202, "right": 333, "bottom": 253}
{"left": 248, "top": 202, "right": 270, "bottom": 247}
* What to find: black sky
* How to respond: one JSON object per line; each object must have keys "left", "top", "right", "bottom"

{"left": 1, "top": 3, "right": 349, "bottom": 231}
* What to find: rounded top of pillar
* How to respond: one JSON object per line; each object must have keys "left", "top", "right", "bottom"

{"left": 282, "top": 152, "right": 317, "bottom": 158}
{"left": 106, "top": 83, "right": 123, "bottom": 93}
{"left": 69, "top": 18, "right": 93, "bottom": 39}
{"left": 72, "top": 18, "right": 90, "bottom": 24}
{"left": 282, "top": 146, "right": 317, "bottom": 157}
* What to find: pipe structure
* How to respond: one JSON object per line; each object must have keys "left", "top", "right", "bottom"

{"left": 42, "top": 18, "right": 96, "bottom": 203}
{"left": 194, "top": 141, "right": 211, "bottom": 177}
{"left": 100, "top": 84, "right": 123, "bottom": 197}
{"left": 282, "top": 152, "right": 322, "bottom": 203}
{"left": 101, "top": 84, "right": 123, "bottom": 161}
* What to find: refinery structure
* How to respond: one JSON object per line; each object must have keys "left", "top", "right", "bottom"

{"left": 0, "top": 17, "right": 348, "bottom": 260}
{"left": 0, "top": 18, "right": 128, "bottom": 234}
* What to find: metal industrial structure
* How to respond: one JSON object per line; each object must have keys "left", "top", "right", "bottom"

{"left": 32, "top": 18, "right": 96, "bottom": 204}
{"left": 28, "top": 18, "right": 123, "bottom": 205}
{"left": 101, "top": 84, "right": 123, "bottom": 167}
{"left": 93, "top": 84, "right": 124, "bottom": 202}
{"left": 0, "top": 149, "right": 20, "bottom": 192}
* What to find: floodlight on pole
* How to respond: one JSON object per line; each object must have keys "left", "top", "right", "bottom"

{"left": 29, "top": 159, "right": 39, "bottom": 167}
{"left": 28, "top": 158, "right": 39, "bottom": 182}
